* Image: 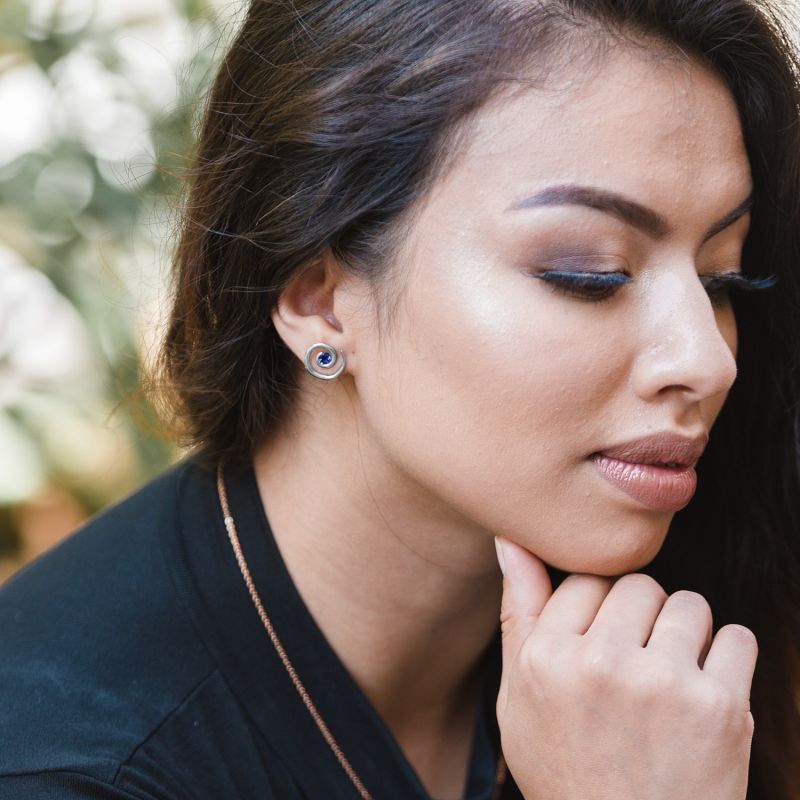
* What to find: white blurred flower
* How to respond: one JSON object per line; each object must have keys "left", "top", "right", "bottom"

{"left": 93, "top": 0, "right": 177, "bottom": 29}
{"left": 51, "top": 47, "right": 156, "bottom": 188}
{"left": 0, "top": 245, "right": 98, "bottom": 407}
{"left": 0, "top": 64, "right": 56, "bottom": 167}
{"left": 27, "top": 0, "right": 95, "bottom": 38}
{"left": 34, "top": 159, "right": 95, "bottom": 217}
{"left": 0, "top": 246, "right": 137, "bottom": 499}
{"left": 113, "top": 22, "right": 188, "bottom": 110}
{"left": 0, "top": 246, "right": 102, "bottom": 500}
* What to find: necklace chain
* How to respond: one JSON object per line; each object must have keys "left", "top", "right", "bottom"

{"left": 216, "top": 462, "right": 507, "bottom": 800}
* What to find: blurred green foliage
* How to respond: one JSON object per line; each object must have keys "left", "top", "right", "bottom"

{"left": 0, "top": 0, "right": 238, "bottom": 569}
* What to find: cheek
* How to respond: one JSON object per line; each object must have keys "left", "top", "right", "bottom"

{"left": 365, "top": 265, "right": 624, "bottom": 498}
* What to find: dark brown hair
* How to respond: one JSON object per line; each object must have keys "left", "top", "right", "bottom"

{"left": 151, "top": 1, "right": 800, "bottom": 796}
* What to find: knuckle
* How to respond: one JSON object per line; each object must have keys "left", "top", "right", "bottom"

{"left": 518, "top": 637, "right": 566, "bottom": 696}
{"left": 577, "top": 641, "right": 622, "bottom": 686}
{"left": 686, "top": 685, "right": 755, "bottom": 742}
{"left": 520, "top": 635, "right": 557, "bottom": 676}
{"left": 689, "top": 682, "right": 740, "bottom": 722}
{"left": 633, "top": 660, "right": 681, "bottom": 698}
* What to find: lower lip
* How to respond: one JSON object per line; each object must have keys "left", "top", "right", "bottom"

{"left": 589, "top": 454, "right": 697, "bottom": 512}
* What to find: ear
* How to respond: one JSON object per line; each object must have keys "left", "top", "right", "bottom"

{"left": 271, "top": 249, "right": 360, "bottom": 376}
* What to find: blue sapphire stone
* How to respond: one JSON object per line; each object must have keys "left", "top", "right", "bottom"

{"left": 316, "top": 351, "right": 334, "bottom": 368}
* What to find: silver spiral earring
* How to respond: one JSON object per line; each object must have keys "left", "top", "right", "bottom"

{"left": 304, "top": 342, "right": 346, "bottom": 380}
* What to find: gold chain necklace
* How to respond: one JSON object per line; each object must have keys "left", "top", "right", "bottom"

{"left": 216, "top": 462, "right": 508, "bottom": 800}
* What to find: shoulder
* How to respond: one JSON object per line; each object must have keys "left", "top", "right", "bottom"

{"left": 0, "top": 457, "right": 216, "bottom": 783}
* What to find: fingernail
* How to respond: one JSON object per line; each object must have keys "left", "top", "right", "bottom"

{"left": 494, "top": 536, "right": 505, "bottom": 575}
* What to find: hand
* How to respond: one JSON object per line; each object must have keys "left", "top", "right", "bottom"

{"left": 494, "top": 536, "right": 758, "bottom": 800}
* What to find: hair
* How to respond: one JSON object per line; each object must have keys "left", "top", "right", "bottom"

{"left": 149, "top": 1, "right": 800, "bottom": 796}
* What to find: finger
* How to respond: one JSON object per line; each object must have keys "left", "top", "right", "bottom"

{"left": 534, "top": 572, "right": 614, "bottom": 636}
{"left": 645, "top": 590, "right": 713, "bottom": 667}
{"left": 584, "top": 573, "right": 669, "bottom": 647}
{"left": 702, "top": 624, "right": 759, "bottom": 706}
{"left": 496, "top": 537, "right": 553, "bottom": 667}
{"left": 496, "top": 537, "right": 553, "bottom": 715}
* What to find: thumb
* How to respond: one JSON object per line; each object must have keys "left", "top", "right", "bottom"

{"left": 495, "top": 536, "right": 553, "bottom": 712}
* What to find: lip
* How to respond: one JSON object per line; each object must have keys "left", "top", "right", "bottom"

{"left": 590, "top": 454, "right": 698, "bottom": 512}
{"left": 588, "top": 431, "right": 708, "bottom": 512}
{"left": 594, "top": 431, "right": 709, "bottom": 469}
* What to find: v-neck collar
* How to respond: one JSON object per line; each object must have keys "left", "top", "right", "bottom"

{"left": 164, "top": 453, "right": 507, "bottom": 799}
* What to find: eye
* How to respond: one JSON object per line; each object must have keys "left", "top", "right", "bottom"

{"left": 700, "top": 274, "right": 735, "bottom": 308}
{"left": 536, "top": 269, "right": 778, "bottom": 306}
{"left": 535, "top": 270, "right": 630, "bottom": 303}
{"left": 699, "top": 272, "right": 779, "bottom": 308}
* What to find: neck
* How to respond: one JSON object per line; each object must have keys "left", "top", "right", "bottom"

{"left": 251, "top": 397, "right": 503, "bottom": 745}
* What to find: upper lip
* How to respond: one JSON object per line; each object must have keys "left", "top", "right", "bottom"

{"left": 593, "top": 431, "right": 709, "bottom": 467}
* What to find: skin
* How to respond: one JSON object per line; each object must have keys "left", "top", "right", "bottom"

{"left": 256, "top": 40, "right": 751, "bottom": 799}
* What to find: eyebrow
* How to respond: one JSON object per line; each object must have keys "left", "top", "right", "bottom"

{"left": 508, "top": 184, "right": 754, "bottom": 244}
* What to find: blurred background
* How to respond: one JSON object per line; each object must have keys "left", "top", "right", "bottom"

{"left": 0, "top": 0, "right": 240, "bottom": 582}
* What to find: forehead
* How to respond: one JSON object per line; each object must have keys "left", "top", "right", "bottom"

{"left": 438, "top": 42, "right": 751, "bottom": 216}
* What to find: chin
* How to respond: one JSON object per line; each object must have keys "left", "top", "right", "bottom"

{"left": 557, "top": 524, "right": 669, "bottom": 578}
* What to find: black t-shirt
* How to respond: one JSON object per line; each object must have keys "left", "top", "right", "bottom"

{"left": 0, "top": 454, "right": 522, "bottom": 799}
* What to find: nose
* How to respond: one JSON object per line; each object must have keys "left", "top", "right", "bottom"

{"left": 631, "top": 267, "right": 738, "bottom": 404}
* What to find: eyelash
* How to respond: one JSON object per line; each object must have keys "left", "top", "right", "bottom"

{"left": 537, "top": 270, "right": 779, "bottom": 307}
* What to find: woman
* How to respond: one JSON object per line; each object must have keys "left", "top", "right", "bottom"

{"left": 1, "top": 0, "right": 799, "bottom": 798}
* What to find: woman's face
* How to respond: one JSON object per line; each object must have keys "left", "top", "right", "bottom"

{"left": 344, "top": 44, "right": 751, "bottom": 576}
